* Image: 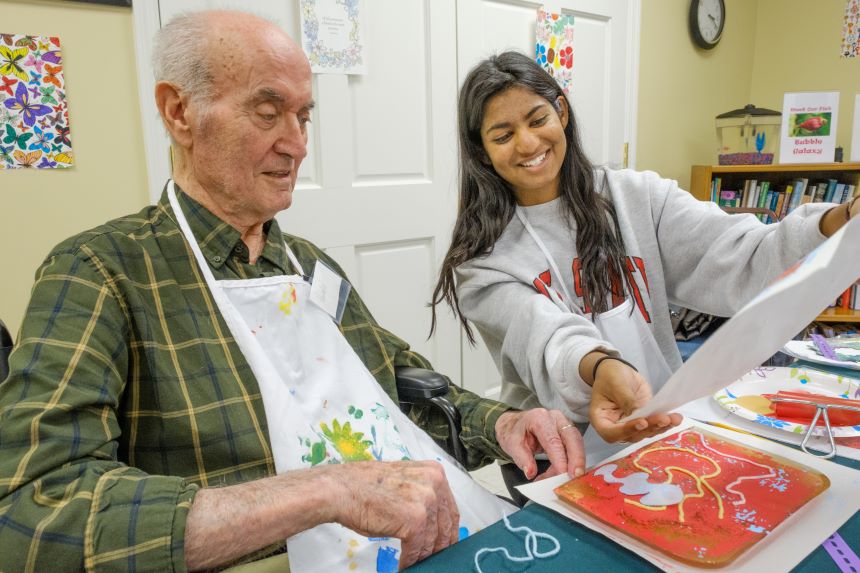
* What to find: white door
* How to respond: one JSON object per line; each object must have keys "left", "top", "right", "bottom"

{"left": 134, "top": 0, "right": 464, "bottom": 381}
{"left": 456, "top": 0, "right": 639, "bottom": 398}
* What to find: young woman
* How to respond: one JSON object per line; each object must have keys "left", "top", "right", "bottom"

{"left": 431, "top": 51, "right": 858, "bottom": 498}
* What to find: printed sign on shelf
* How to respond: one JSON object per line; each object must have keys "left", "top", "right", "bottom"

{"left": 779, "top": 91, "right": 839, "bottom": 164}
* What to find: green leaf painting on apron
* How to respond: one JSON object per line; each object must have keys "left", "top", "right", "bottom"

{"left": 300, "top": 403, "right": 411, "bottom": 466}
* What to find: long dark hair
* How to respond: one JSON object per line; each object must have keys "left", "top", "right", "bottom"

{"left": 430, "top": 51, "right": 633, "bottom": 343}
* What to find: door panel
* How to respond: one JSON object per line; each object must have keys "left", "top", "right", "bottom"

{"left": 456, "top": 0, "right": 635, "bottom": 398}
{"left": 354, "top": 239, "right": 437, "bottom": 360}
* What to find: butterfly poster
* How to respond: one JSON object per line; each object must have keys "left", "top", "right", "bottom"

{"left": 535, "top": 7, "right": 575, "bottom": 95}
{"left": 0, "top": 33, "right": 73, "bottom": 170}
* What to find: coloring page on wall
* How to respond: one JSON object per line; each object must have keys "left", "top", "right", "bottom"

{"left": 535, "top": 7, "right": 575, "bottom": 95}
{"left": 0, "top": 32, "right": 73, "bottom": 169}
{"left": 842, "top": 0, "right": 859, "bottom": 57}
{"left": 299, "top": 0, "right": 367, "bottom": 74}
{"left": 779, "top": 91, "right": 839, "bottom": 164}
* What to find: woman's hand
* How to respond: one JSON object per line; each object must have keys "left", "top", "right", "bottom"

{"left": 588, "top": 358, "right": 683, "bottom": 443}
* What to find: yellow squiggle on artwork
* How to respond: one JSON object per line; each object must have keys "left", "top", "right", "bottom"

{"left": 665, "top": 466, "right": 725, "bottom": 522}
{"left": 278, "top": 284, "right": 298, "bottom": 316}
{"left": 632, "top": 445, "right": 725, "bottom": 522}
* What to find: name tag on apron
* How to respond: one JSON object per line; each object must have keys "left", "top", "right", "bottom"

{"left": 309, "top": 260, "right": 351, "bottom": 324}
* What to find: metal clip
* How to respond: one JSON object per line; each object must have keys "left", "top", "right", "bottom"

{"left": 769, "top": 396, "right": 860, "bottom": 459}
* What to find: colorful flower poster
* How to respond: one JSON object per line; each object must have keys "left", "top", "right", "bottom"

{"left": 299, "top": 0, "right": 367, "bottom": 75}
{"left": 841, "top": 0, "right": 860, "bottom": 57}
{"left": 535, "top": 7, "right": 575, "bottom": 94}
{"left": 0, "top": 33, "right": 73, "bottom": 170}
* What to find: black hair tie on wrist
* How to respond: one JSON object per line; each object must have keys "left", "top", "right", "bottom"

{"left": 591, "top": 355, "right": 638, "bottom": 384}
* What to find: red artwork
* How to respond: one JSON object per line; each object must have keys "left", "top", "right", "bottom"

{"left": 555, "top": 429, "right": 829, "bottom": 568}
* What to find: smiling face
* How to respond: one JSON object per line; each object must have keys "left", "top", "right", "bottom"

{"left": 480, "top": 85, "right": 569, "bottom": 206}
{"left": 180, "top": 16, "right": 314, "bottom": 227}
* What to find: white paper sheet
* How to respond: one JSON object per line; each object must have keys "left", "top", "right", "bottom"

{"left": 517, "top": 419, "right": 860, "bottom": 573}
{"left": 628, "top": 215, "right": 860, "bottom": 420}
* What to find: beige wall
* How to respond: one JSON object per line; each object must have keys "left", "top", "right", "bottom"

{"left": 750, "top": 0, "right": 860, "bottom": 154}
{"left": 0, "top": 0, "right": 149, "bottom": 335}
{"left": 637, "top": 0, "right": 759, "bottom": 188}
{"left": 2, "top": 0, "right": 858, "bottom": 334}
{"left": 637, "top": 0, "right": 860, "bottom": 189}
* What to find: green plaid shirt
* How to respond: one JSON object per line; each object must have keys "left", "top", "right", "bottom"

{"left": 0, "top": 186, "right": 510, "bottom": 572}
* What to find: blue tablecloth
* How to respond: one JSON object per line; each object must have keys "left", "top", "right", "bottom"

{"left": 407, "top": 455, "right": 860, "bottom": 572}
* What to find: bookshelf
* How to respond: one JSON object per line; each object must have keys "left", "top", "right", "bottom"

{"left": 689, "top": 162, "right": 860, "bottom": 323}
{"left": 689, "top": 162, "right": 860, "bottom": 202}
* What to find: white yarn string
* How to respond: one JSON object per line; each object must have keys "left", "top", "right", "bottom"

{"left": 473, "top": 513, "right": 561, "bottom": 573}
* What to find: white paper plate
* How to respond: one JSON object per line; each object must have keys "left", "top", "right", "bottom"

{"left": 713, "top": 366, "right": 860, "bottom": 437}
{"left": 781, "top": 339, "right": 860, "bottom": 370}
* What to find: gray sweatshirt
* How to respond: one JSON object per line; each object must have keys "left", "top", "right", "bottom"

{"left": 455, "top": 168, "right": 831, "bottom": 422}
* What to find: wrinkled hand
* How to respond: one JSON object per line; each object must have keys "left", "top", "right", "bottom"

{"left": 494, "top": 408, "right": 585, "bottom": 481}
{"left": 589, "top": 359, "right": 683, "bottom": 443}
{"left": 329, "top": 460, "right": 459, "bottom": 570}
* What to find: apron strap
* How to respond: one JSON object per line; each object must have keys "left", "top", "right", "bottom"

{"left": 515, "top": 207, "right": 576, "bottom": 305}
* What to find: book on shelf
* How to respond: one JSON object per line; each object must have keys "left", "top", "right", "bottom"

{"left": 793, "top": 178, "right": 809, "bottom": 207}
{"left": 826, "top": 283, "right": 860, "bottom": 311}
{"left": 755, "top": 181, "right": 770, "bottom": 221}
{"left": 709, "top": 174, "right": 856, "bottom": 224}
{"left": 710, "top": 177, "right": 722, "bottom": 203}
{"left": 813, "top": 182, "right": 827, "bottom": 203}
{"left": 823, "top": 178, "right": 838, "bottom": 203}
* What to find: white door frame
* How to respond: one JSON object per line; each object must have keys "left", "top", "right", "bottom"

{"left": 625, "top": 0, "right": 641, "bottom": 169}
{"left": 132, "top": 1, "right": 170, "bottom": 202}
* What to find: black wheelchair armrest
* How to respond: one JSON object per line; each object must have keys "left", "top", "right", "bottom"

{"left": 394, "top": 366, "right": 451, "bottom": 401}
{"left": 0, "top": 319, "right": 12, "bottom": 384}
{"left": 395, "top": 366, "right": 466, "bottom": 466}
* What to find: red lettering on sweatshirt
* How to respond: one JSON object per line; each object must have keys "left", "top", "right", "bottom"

{"left": 531, "top": 256, "right": 651, "bottom": 323}
{"left": 533, "top": 270, "right": 553, "bottom": 299}
{"left": 625, "top": 257, "right": 651, "bottom": 323}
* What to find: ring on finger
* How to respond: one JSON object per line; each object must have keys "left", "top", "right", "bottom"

{"left": 559, "top": 423, "right": 576, "bottom": 432}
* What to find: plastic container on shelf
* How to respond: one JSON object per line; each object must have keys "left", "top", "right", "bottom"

{"left": 716, "top": 104, "right": 781, "bottom": 165}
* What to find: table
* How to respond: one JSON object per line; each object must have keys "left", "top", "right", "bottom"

{"left": 410, "top": 454, "right": 858, "bottom": 572}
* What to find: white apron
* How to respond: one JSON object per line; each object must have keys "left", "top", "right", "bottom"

{"left": 167, "top": 183, "right": 514, "bottom": 573}
{"left": 515, "top": 208, "right": 674, "bottom": 465}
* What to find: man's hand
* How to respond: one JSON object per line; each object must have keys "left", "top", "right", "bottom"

{"left": 331, "top": 460, "right": 460, "bottom": 570}
{"left": 589, "top": 359, "right": 683, "bottom": 443}
{"left": 185, "top": 460, "right": 459, "bottom": 571}
{"left": 494, "top": 409, "right": 585, "bottom": 481}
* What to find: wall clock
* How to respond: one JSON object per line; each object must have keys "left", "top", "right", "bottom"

{"left": 689, "top": 0, "right": 725, "bottom": 50}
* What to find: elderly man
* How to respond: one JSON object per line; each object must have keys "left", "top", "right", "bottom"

{"left": 0, "top": 11, "right": 591, "bottom": 572}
